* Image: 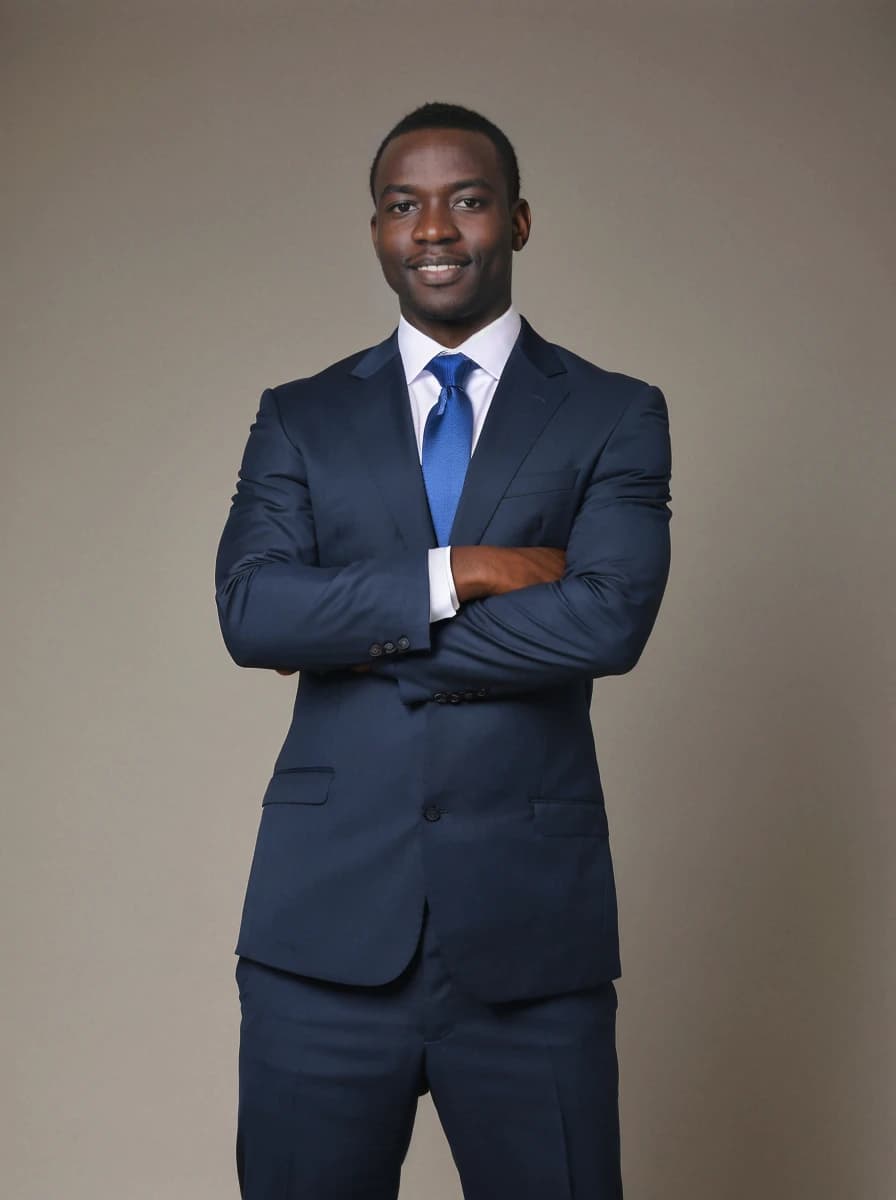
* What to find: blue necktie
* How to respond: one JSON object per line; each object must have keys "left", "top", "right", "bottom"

{"left": 421, "top": 352, "right": 478, "bottom": 545}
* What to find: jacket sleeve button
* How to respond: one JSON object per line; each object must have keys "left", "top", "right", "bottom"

{"left": 397, "top": 636, "right": 410, "bottom": 651}
{"left": 476, "top": 687, "right": 488, "bottom": 697}
{"left": 383, "top": 641, "right": 396, "bottom": 654}
{"left": 369, "top": 643, "right": 383, "bottom": 657}
{"left": 433, "top": 692, "right": 448, "bottom": 703}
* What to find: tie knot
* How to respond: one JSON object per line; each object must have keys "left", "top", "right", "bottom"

{"left": 425, "top": 352, "right": 478, "bottom": 391}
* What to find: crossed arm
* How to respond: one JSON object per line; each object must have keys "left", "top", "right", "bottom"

{"left": 215, "top": 381, "right": 671, "bottom": 702}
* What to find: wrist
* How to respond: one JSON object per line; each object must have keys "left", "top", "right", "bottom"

{"left": 450, "top": 545, "right": 495, "bottom": 603}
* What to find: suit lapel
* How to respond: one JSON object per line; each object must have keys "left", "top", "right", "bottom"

{"left": 347, "top": 331, "right": 437, "bottom": 550}
{"left": 346, "top": 315, "right": 570, "bottom": 550}
{"left": 449, "top": 316, "right": 570, "bottom": 546}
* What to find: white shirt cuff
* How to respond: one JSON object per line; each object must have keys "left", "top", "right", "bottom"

{"left": 427, "top": 546, "right": 460, "bottom": 622}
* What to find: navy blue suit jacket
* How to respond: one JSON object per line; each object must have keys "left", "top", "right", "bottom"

{"left": 215, "top": 315, "right": 672, "bottom": 1003}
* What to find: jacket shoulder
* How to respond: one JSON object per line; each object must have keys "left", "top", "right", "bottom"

{"left": 551, "top": 341, "right": 659, "bottom": 399}
{"left": 258, "top": 340, "right": 389, "bottom": 446}
{"left": 267, "top": 341, "right": 379, "bottom": 402}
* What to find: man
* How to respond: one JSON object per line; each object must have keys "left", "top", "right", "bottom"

{"left": 215, "top": 100, "right": 671, "bottom": 1200}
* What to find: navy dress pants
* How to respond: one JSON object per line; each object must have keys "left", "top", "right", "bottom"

{"left": 235, "top": 900, "right": 622, "bottom": 1199}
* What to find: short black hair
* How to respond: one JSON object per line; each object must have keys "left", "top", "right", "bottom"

{"left": 369, "top": 101, "right": 521, "bottom": 208}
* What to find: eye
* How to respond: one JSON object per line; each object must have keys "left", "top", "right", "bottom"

{"left": 387, "top": 200, "right": 415, "bottom": 214}
{"left": 456, "top": 197, "right": 484, "bottom": 209}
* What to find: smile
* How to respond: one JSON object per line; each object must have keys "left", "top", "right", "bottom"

{"left": 411, "top": 262, "right": 469, "bottom": 284}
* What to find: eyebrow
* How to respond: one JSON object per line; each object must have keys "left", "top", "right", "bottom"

{"left": 378, "top": 177, "right": 496, "bottom": 202}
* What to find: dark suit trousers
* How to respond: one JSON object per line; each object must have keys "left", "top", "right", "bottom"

{"left": 235, "top": 901, "right": 622, "bottom": 1199}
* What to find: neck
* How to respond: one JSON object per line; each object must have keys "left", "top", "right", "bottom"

{"left": 399, "top": 299, "right": 511, "bottom": 348}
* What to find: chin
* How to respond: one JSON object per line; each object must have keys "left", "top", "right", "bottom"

{"left": 407, "top": 293, "right": 477, "bottom": 324}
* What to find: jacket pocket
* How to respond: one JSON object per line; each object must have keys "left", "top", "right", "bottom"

{"left": 261, "top": 767, "right": 334, "bottom": 806}
{"left": 530, "top": 797, "right": 609, "bottom": 837}
{"left": 503, "top": 467, "right": 579, "bottom": 498}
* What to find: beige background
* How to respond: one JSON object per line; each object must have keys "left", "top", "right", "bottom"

{"left": 4, "top": 1, "right": 894, "bottom": 1197}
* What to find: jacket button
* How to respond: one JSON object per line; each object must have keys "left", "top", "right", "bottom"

{"left": 423, "top": 804, "right": 442, "bottom": 822}
{"left": 397, "top": 636, "right": 410, "bottom": 650}
{"left": 369, "top": 643, "right": 383, "bottom": 657}
{"left": 383, "top": 641, "right": 396, "bottom": 654}
{"left": 433, "top": 692, "right": 448, "bottom": 703}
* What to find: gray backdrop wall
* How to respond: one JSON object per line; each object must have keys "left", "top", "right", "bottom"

{"left": 4, "top": 1, "right": 894, "bottom": 1197}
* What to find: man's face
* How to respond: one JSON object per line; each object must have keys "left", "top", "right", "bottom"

{"left": 370, "top": 127, "right": 531, "bottom": 345}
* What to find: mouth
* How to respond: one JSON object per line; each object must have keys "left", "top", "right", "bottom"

{"left": 408, "top": 259, "right": 471, "bottom": 286}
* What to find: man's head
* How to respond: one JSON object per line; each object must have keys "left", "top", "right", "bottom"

{"left": 369, "top": 102, "right": 531, "bottom": 347}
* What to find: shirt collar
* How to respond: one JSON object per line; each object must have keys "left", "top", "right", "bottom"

{"left": 397, "top": 304, "right": 522, "bottom": 385}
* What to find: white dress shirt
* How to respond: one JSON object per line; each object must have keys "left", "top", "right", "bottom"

{"left": 396, "top": 303, "right": 522, "bottom": 622}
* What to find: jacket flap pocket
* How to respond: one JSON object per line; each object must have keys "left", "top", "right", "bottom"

{"left": 262, "top": 768, "right": 334, "bottom": 806}
{"left": 530, "top": 797, "right": 609, "bottom": 837}
{"left": 503, "top": 467, "right": 579, "bottom": 498}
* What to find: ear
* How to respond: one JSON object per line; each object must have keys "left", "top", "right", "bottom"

{"left": 369, "top": 212, "right": 379, "bottom": 256}
{"left": 510, "top": 199, "right": 532, "bottom": 252}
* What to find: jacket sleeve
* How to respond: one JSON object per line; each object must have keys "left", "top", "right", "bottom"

{"left": 214, "top": 387, "right": 432, "bottom": 670}
{"left": 371, "top": 382, "right": 672, "bottom": 703}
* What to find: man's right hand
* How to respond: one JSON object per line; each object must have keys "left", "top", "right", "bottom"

{"left": 450, "top": 546, "right": 567, "bottom": 603}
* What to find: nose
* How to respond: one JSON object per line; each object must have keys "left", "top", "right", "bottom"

{"left": 413, "top": 200, "right": 460, "bottom": 243}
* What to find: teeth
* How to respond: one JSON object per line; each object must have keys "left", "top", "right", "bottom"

{"left": 417, "top": 263, "right": 463, "bottom": 271}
